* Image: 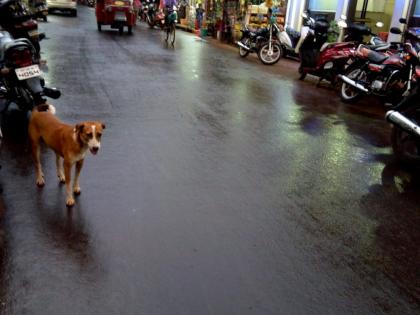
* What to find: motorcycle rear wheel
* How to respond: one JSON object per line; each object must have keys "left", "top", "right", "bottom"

{"left": 391, "top": 106, "right": 420, "bottom": 168}
{"left": 239, "top": 38, "right": 250, "bottom": 58}
{"left": 340, "top": 66, "right": 365, "bottom": 103}
{"left": 258, "top": 42, "right": 282, "bottom": 65}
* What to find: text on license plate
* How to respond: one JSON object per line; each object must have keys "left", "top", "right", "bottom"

{"left": 15, "top": 65, "right": 42, "bottom": 80}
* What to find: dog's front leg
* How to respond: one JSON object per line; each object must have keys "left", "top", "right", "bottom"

{"left": 56, "top": 154, "right": 65, "bottom": 183}
{"left": 64, "top": 160, "right": 75, "bottom": 207}
{"left": 73, "top": 159, "right": 84, "bottom": 195}
{"left": 31, "top": 140, "right": 45, "bottom": 187}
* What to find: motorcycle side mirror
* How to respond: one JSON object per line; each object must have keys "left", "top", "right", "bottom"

{"left": 390, "top": 27, "right": 402, "bottom": 35}
{"left": 399, "top": 18, "right": 407, "bottom": 24}
{"left": 375, "top": 21, "right": 384, "bottom": 28}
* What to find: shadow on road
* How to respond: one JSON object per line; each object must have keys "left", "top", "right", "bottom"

{"left": 291, "top": 82, "right": 390, "bottom": 149}
{"left": 360, "top": 158, "right": 420, "bottom": 305}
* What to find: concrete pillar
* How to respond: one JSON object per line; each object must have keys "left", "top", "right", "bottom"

{"left": 335, "top": 0, "right": 351, "bottom": 20}
{"left": 285, "top": 0, "right": 306, "bottom": 31}
{"left": 388, "top": 0, "right": 411, "bottom": 42}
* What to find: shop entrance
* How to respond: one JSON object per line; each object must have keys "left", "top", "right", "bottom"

{"left": 409, "top": 0, "right": 420, "bottom": 26}
{"left": 347, "top": 0, "right": 395, "bottom": 40}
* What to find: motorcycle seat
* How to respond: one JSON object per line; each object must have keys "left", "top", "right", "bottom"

{"left": 286, "top": 27, "right": 301, "bottom": 47}
{"left": 286, "top": 27, "right": 300, "bottom": 40}
{"left": 367, "top": 36, "right": 390, "bottom": 52}
{"left": 367, "top": 49, "right": 389, "bottom": 64}
{"left": 250, "top": 28, "right": 267, "bottom": 38}
{"left": 367, "top": 42, "right": 391, "bottom": 52}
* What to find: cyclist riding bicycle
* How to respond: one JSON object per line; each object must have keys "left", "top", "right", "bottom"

{"left": 159, "top": 0, "right": 177, "bottom": 25}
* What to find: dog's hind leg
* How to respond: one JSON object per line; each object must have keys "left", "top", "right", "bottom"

{"left": 56, "top": 154, "right": 65, "bottom": 184}
{"left": 73, "top": 159, "right": 84, "bottom": 195}
{"left": 64, "top": 160, "right": 74, "bottom": 207}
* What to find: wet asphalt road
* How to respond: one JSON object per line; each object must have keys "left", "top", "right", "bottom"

{"left": 0, "top": 5, "right": 419, "bottom": 314}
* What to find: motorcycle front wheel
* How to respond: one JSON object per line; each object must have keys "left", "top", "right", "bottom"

{"left": 340, "top": 65, "right": 366, "bottom": 103}
{"left": 391, "top": 106, "right": 420, "bottom": 168}
{"left": 147, "top": 16, "right": 155, "bottom": 28}
{"left": 239, "top": 38, "right": 250, "bottom": 58}
{"left": 258, "top": 42, "right": 283, "bottom": 65}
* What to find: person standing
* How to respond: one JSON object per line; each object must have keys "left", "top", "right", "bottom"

{"left": 133, "top": 0, "right": 141, "bottom": 20}
{"left": 196, "top": 3, "right": 204, "bottom": 38}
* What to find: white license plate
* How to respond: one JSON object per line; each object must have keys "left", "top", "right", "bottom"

{"left": 28, "top": 30, "right": 39, "bottom": 37}
{"left": 15, "top": 65, "right": 42, "bottom": 80}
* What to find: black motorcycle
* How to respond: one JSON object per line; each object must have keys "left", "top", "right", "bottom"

{"left": 385, "top": 46, "right": 420, "bottom": 168}
{"left": 145, "top": 0, "right": 158, "bottom": 28}
{"left": 0, "top": 0, "right": 46, "bottom": 60}
{"left": 0, "top": 31, "right": 60, "bottom": 134}
{"left": 237, "top": 17, "right": 282, "bottom": 65}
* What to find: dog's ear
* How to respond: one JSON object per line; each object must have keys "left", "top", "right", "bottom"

{"left": 101, "top": 122, "right": 106, "bottom": 130}
{"left": 75, "top": 123, "right": 84, "bottom": 134}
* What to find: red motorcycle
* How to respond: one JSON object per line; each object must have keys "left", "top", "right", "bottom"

{"left": 338, "top": 34, "right": 418, "bottom": 105}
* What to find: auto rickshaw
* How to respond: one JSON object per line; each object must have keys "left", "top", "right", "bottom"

{"left": 96, "top": 0, "right": 136, "bottom": 34}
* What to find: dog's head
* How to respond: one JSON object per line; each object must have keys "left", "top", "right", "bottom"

{"left": 75, "top": 121, "right": 106, "bottom": 155}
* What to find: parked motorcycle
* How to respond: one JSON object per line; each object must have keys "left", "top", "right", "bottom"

{"left": 139, "top": 0, "right": 149, "bottom": 21}
{"left": 0, "top": 31, "right": 60, "bottom": 135}
{"left": 296, "top": 12, "right": 390, "bottom": 84}
{"left": 145, "top": 0, "right": 161, "bottom": 28}
{"left": 237, "top": 15, "right": 282, "bottom": 65}
{"left": 385, "top": 48, "right": 420, "bottom": 167}
{"left": 0, "top": 0, "right": 46, "bottom": 60}
{"left": 338, "top": 22, "right": 420, "bottom": 105}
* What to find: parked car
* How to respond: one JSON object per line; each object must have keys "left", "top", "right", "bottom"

{"left": 46, "top": 0, "right": 77, "bottom": 16}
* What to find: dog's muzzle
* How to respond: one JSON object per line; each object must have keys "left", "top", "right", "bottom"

{"left": 90, "top": 146, "right": 99, "bottom": 155}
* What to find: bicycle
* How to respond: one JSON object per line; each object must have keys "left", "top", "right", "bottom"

{"left": 164, "top": 7, "right": 177, "bottom": 45}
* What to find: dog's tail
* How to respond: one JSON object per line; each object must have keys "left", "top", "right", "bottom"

{"left": 34, "top": 104, "right": 56, "bottom": 115}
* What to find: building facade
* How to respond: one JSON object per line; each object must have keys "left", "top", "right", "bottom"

{"left": 286, "top": 0, "right": 419, "bottom": 43}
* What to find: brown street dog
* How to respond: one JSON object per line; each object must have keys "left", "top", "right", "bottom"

{"left": 28, "top": 104, "right": 105, "bottom": 207}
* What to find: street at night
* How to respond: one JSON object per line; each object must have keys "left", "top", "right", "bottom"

{"left": 0, "top": 4, "right": 419, "bottom": 314}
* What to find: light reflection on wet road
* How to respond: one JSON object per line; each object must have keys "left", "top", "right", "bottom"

{"left": 0, "top": 6, "right": 419, "bottom": 315}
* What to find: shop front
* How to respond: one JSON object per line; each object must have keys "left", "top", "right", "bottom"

{"left": 286, "top": 0, "right": 416, "bottom": 42}
{"left": 408, "top": 0, "right": 420, "bottom": 26}
{"left": 177, "top": 0, "right": 290, "bottom": 43}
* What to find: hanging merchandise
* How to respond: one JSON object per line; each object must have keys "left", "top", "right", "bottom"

{"left": 244, "top": 0, "right": 287, "bottom": 29}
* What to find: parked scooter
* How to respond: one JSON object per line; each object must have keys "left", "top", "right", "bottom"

{"left": 237, "top": 10, "right": 282, "bottom": 65}
{"left": 385, "top": 50, "right": 420, "bottom": 168}
{"left": 0, "top": 30, "right": 60, "bottom": 135}
{"left": 0, "top": 0, "right": 46, "bottom": 60}
{"left": 296, "top": 12, "right": 389, "bottom": 84}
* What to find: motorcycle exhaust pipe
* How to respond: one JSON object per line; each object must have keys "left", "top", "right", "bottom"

{"left": 237, "top": 41, "right": 250, "bottom": 51}
{"left": 386, "top": 110, "right": 420, "bottom": 137}
{"left": 338, "top": 74, "right": 369, "bottom": 93}
{"left": 43, "top": 87, "right": 61, "bottom": 99}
